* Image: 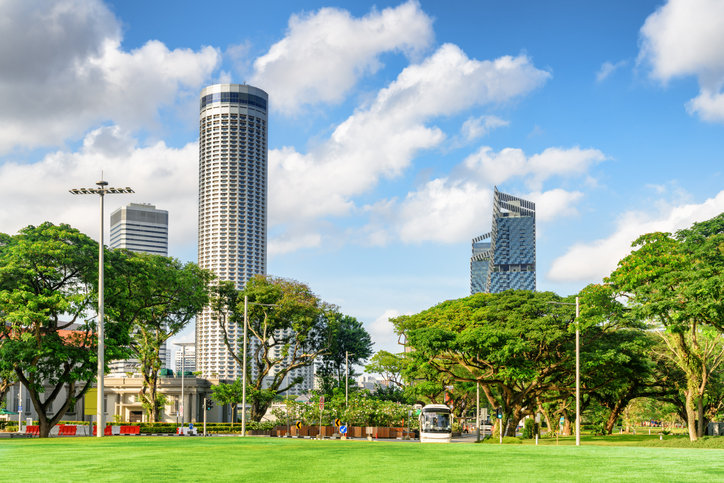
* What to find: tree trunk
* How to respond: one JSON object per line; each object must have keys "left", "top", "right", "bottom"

{"left": 604, "top": 410, "right": 618, "bottom": 435}
{"left": 251, "top": 401, "right": 268, "bottom": 422}
{"left": 149, "top": 376, "right": 159, "bottom": 423}
{"left": 537, "top": 403, "right": 553, "bottom": 435}
{"left": 697, "top": 397, "right": 705, "bottom": 438}
{"left": 684, "top": 389, "right": 698, "bottom": 441}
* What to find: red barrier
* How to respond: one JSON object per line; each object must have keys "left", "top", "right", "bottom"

{"left": 92, "top": 426, "right": 113, "bottom": 436}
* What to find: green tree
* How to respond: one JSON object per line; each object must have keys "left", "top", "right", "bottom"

{"left": 315, "top": 314, "right": 373, "bottom": 394}
{"left": 211, "top": 379, "right": 244, "bottom": 427}
{"left": 105, "top": 251, "right": 211, "bottom": 422}
{"left": 211, "top": 275, "right": 331, "bottom": 421}
{"left": 365, "top": 351, "right": 406, "bottom": 388}
{"left": 393, "top": 290, "right": 582, "bottom": 436}
{"left": 0, "top": 231, "right": 16, "bottom": 404}
{"left": 0, "top": 223, "right": 128, "bottom": 438}
{"left": 606, "top": 213, "right": 724, "bottom": 440}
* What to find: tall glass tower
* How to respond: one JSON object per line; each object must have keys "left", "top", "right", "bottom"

{"left": 471, "top": 188, "right": 536, "bottom": 294}
{"left": 196, "top": 84, "right": 268, "bottom": 379}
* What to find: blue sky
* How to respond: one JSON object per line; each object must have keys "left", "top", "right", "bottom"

{"left": 1, "top": 0, "right": 723, "bottom": 356}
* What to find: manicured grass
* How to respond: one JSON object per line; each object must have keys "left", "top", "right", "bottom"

{"left": 1, "top": 436, "right": 723, "bottom": 482}
{"left": 508, "top": 433, "right": 724, "bottom": 449}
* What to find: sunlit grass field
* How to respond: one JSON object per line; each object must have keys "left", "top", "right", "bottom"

{"left": 1, "top": 435, "right": 723, "bottom": 482}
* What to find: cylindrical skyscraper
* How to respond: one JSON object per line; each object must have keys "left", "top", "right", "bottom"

{"left": 196, "top": 84, "right": 268, "bottom": 379}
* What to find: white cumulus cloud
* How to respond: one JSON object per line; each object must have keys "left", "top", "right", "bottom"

{"left": 368, "top": 309, "right": 403, "bottom": 353}
{"left": 269, "top": 44, "right": 550, "bottom": 245}
{"left": 251, "top": 1, "right": 434, "bottom": 114}
{"left": 596, "top": 60, "right": 627, "bottom": 83}
{"left": 462, "top": 145, "right": 606, "bottom": 191}
{"left": 639, "top": 0, "right": 724, "bottom": 122}
{"left": 0, "top": 0, "right": 220, "bottom": 153}
{"left": 461, "top": 115, "right": 509, "bottom": 141}
{"left": 548, "top": 190, "right": 724, "bottom": 283}
{"left": 0, "top": 126, "right": 199, "bottom": 258}
{"left": 363, "top": 145, "right": 603, "bottom": 245}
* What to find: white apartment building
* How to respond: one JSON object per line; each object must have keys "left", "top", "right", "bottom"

{"left": 196, "top": 84, "right": 268, "bottom": 379}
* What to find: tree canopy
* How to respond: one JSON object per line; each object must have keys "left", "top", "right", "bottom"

{"left": 315, "top": 314, "right": 373, "bottom": 394}
{"left": 210, "top": 275, "right": 337, "bottom": 420}
{"left": 0, "top": 223, "right": 127, "bottom": 437}
{"left": 606, "top": 213, "right": 724, "bottom": 440}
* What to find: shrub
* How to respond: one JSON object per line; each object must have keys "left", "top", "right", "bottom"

{"left": 522, "top": 418, "right": 537, "bottom": 439}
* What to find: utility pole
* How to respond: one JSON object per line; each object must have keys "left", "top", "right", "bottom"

{"left": 242, "top": 295, "right": 248, "bottom": 437}
{"left": 345, "top": 351, "right": 349, "bottom": 407}
{"left": 546, "top": 296, "right": 581, "bottom": 446}
{"left": 17, "top": 383, "right": 22, "bottom": 431}
{"left": 476, "top": 382, "right": 480, "bottom": 443}
{"left": 575, "top": 296, "right": 580, "bottom": 447}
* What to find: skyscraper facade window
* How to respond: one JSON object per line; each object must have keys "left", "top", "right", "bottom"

{"left": 470, "top": 188, "right": 536, "bottom": 294}
{"left": 109, "top": 203, "right": 168, "bottom": 256}
{"left": 196, "top": 84, "right": 268, "bottom": 379}
{"left": 109, "top": 203, "right": 169, "bottom": 376}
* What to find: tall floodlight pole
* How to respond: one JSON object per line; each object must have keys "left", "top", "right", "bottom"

{"left": 546, "top": 296, "right": 581, "bottom": 446}
{"left": 174, "top": 342, "right": 195, "bottom": 429}
{"left": 345, "top": 351, "right": 349, "bottom": 407}
{"left": 70, "top": 180, "right": 133, "bottom": 437}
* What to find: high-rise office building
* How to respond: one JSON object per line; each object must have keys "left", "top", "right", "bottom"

{"left": 175, "top": 346, "right": 196, "bottom": 375}
{"left": 196, "top": 84, "right": 268, "bottom": 379}
{"left": 110, "top": 203, "right": 169, "bottom": 256}
{"left": 109, "top": 203, "right": 169, "bottom": 376}
{"left": 471, "top": 188, "right": 536, "bottom": 294}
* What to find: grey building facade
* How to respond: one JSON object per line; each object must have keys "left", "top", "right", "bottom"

{"left": 471, "top": 188, "right": 536, "bottom": 294}
{"left": 109, "top": 202, "right": 169, "bottom": 376}
{"left": 110, "top": 203, "right": 169, "bottom": 256}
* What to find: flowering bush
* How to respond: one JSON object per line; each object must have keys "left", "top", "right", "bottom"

{"left": 271, "top": 391, "right": 415, "bottom": 427}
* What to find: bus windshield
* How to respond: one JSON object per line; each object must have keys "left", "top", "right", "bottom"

{"left": 421, "top": 411, "right": 451, "bottom": 433}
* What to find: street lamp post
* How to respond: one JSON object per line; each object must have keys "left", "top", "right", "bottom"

{"left": 345, "top": 351, "right": 355, "bottom": 407}
{"left": 547, "top": 296, "right": 581, "bottom": 446}
{"left": 174, "top": 342, "right": 195, "bottom": 430}
{"left": 575, "top": 297, "right": 580, "bottom": 447}
{"left": 70, "top": 180, "right": 133, "bottom": 437}
{"left": 242, "top": 295, "right": 248, "bottom": 437}
{"left": 476, "top": 382, "right": 480, "bottom": 443}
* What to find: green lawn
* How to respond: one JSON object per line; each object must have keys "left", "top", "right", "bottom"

{"left": 1, "top": 436, "right": 723, "bottom": 482}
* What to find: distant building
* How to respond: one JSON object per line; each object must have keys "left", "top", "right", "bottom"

{"left": 109, "top": 202, "right": 170, "bottom": 376}
{"left": 357, "top": 374, "right": 382, "bottom": 391}
{"left": 110, "top": 203, "right": 168, "bottom": 256}
{"left": 175, "top": 346, "right": 196, "bottom": 375}
{"left": 471, "top": 188, "right": 536, "bottom": 293}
